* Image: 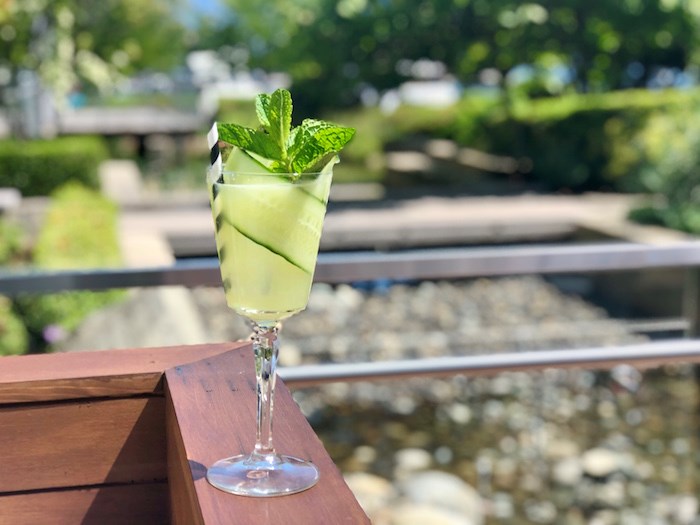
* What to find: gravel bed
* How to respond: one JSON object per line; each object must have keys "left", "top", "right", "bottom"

{"left": 191, "top": 276, "right": 647, "bottom": 409}
{"left": 193, "top": 275, "right": 646, "bottom": 363}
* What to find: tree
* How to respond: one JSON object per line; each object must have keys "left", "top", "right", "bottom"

{"left": 458, "top": 1, "right": 699, "bottom": 93}
{"left": 0, "top": 0, "right": 189, "bottom": 135}
{"left": 213, "top": 0, "right": 700, "bottom": 113}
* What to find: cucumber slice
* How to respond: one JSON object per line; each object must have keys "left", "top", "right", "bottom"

{"left": 218, "top": 220, "right": 312, "bottom": 319}
{"left": 220, "top": 157, "right": 334, "bottom": 203}
{"left": 223, "top": 147, "right": 269, "bottom": 173}
{"left": 215, "top": 177, "right": 329, "bottom": 274}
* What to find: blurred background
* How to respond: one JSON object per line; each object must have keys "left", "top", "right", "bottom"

{"left": 2, "top": 0, "right": 700, "bottom": 523}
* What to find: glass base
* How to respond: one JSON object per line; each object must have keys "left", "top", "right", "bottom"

{"left": 206, "top": 453, "right": 319, "bottom": 497}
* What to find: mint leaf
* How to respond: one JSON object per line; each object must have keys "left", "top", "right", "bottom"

{"left": 217, "top": 123, "right": 280, "bottom": 162}
{"left": 216, "top": 88, "right": 355, "bottom": 174}
{"left": 256, "top": 89, "right": 292, "bottom": 160}
{"left": 288, "top": 119, "right": 355, "bottom": 173}
{"left": 254, "top": 94, "right": 271, "bottom": 129}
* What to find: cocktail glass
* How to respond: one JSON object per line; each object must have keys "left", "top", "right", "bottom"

{"left": 205, "top": 167, "right": 333, "bottom": 497}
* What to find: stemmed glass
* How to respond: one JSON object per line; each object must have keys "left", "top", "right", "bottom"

{"left": 205, "top": 166, "right": 333, "bottom": 497}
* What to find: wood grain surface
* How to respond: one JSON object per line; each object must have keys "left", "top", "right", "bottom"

{"left": 0, "top": 482, "right": 168, "bottom": 525}
{"left": 0, "top": 342, "right": 367, "bottom": 523}
{"left": 0, "top": 397, "right": 165, "bottom": 493}
{"left": 0, "top": 343, "right": 239, "bottom": 403}
{"left": 165, "top": 348, "right": 370, "bottom": 525}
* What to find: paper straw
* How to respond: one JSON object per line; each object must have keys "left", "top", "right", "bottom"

{"left": 207, "top": 121, "right": 221, "bottom": 181}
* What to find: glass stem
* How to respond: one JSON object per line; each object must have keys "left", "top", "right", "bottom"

{"left": 251, "top": 323, "right": 280, "bottom": 458}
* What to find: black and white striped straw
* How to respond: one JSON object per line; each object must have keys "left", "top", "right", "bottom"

{"left": 207, "top": 121, "right": 221, "bottom": 182}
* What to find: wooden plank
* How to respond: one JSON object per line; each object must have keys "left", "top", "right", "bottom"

{"left": 165, "top": 347, "right": 370, "bottom": 525}
{"left": 0, "top": 397, "right": 165, "bottom": 493}
{"left": 0, "top": 482, "right": 168, "bottom": 525}
{"left": 167, "top": 389, "right": 205, "bottom": 525}
{"left": 0, "top": 343, "right": 241, "bottom": 403}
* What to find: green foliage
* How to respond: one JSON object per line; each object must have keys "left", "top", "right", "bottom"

{"left": 218, "top": 89, "right": 355, "bottom": 173}
{"left": 0, "top": 0, "right": 188, "bottom": 104}
{"left": 319, "top": 107, "right": 390, "bottom": 162}
{"left": 32, "top": 183, "right": 121, "bottom": 268}
{"left": 13, "top": 183, "right": 125, "bottom": 352}
{"left": 448, "top": 87, "right": 700, "bottom": 233}
{"left": 451, "top": 88, "right": 700, "bottom": 191}
{"left": 0, "top": 296, "right": 28, "bottom": 356}
{"left": 210, "top": 0, "right": 700, "bottom": 113}
{"left": 324, "top": 104, "right": 457, "bottom": 163}
{"left": 75, "top": 0, "right": 188, "bottom": 74}
{"left": 0, "top": 219, "right": 23, "bottom": 265}
{"left": 0, "top": 219, "right": 27, "bottom": 356}
{"left": 217, "top": 99, "right": 260, "bottom": 129}
{"left": 389, "top": 104, "right": 462, "bottom": 138}
{"left": 0, "top": 136, "right": 108, "bottom": 197}
{"left": 619, "top": 102, "right": 700, "bottom": 234}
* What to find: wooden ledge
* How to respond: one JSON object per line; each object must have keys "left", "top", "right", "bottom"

{"left": 0, "top": 342, "right": 236, "bottom": 404}
{"left": 0, "top": 344, "right": 369, "bottom": 524}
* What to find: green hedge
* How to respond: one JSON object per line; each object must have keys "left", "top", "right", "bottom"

{"left": 0, "top": 218, "right": 23, "bottom": 265}
{"left": 443, "top": 88, "right": 700, "bottom": 234}
{"left": 0, "top": 136, "right": 108, "bottom": 197}
{"left": 0, "top": 296, "right": 27, "bottom": 356}
{"left": 0, "top": 219, "right": 28, "bottom": 356}
{"left": 12, "top": 183, "right": 125, "bottom": 352}
{"left": 451, "top": 88, "right": 700, "bottom": 192}
{"left": 32, "top": 183, "right": 121, "bottom": 269}
{"left": 619, "top": 102, "right": 700, "bottom": 233}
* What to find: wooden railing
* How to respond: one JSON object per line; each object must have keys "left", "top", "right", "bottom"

{"left": 0, "top": 343, "right": 370, "bottom": 524}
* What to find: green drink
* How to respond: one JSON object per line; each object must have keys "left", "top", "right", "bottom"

{"left": 211, "top": 170, "right": 332, "bottom": 323}
{"left": 205, "top": 89, "right": 354, "bottom": 497}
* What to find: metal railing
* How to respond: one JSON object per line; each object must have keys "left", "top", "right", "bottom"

{"left": 2, "top": 241, "right": 700, "bottom": 382}
{"left": 2, "top": 241, "right": 700, "bottom": 293}
{"left": 279, "top": 339, "right": 700, "bottom": 386}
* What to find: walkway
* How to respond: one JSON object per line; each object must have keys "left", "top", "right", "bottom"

{"left": 115, "top": 187, "right": 690, "bottom": 268}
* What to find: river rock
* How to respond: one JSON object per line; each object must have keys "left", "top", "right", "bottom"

{"left": 582, "top": 448, "right": 621, "bottom": 478}
{"left": 384, "top": 503, "right": 477, "bottom": 525}
{"left": 344, "top": 472, "right": 397, "bottom": 518}
{"left": 552, "top": 457, "right": 583, "bottom": 486}
{"left": 394, "top": 448, "right": 433, "bottom": 478}
{"left": 670, "top": 495, "right": 699, "bottom": 524}
{"left": 58, "top": 286, "right": 213, "bottom": 351}
{"left": 397, "top": 471, "right": 483, "bottom": 524}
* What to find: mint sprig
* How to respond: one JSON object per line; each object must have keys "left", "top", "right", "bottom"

{"left": 216, "top": 88, "right": 355, "bottom": 174}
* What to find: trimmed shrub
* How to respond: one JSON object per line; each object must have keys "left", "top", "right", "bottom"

{"left": 217, "top": 98, "right": 259, "bottom": 129}
{"left": 620, "top": 104, "right": 700, "bottom": 234}
{"left": 0, "top": 218, "right": 23, "bottom": 265}
{"left": 13, "top": 183, "right": 125, "bottom": 351}
{"left": 0, "top": 219, "right": 28, "bottom": 355}
{"left": 450, "top": 88, "right": 700, "bottom": 191}
{"left": 0, "top": 136, "right": 108, "bottom": 197}
{"left": 0, "top": 296, "right": 27, "bottom": 356}
{"left": 32, "top": 183, "right": 121, "bottom": 269}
